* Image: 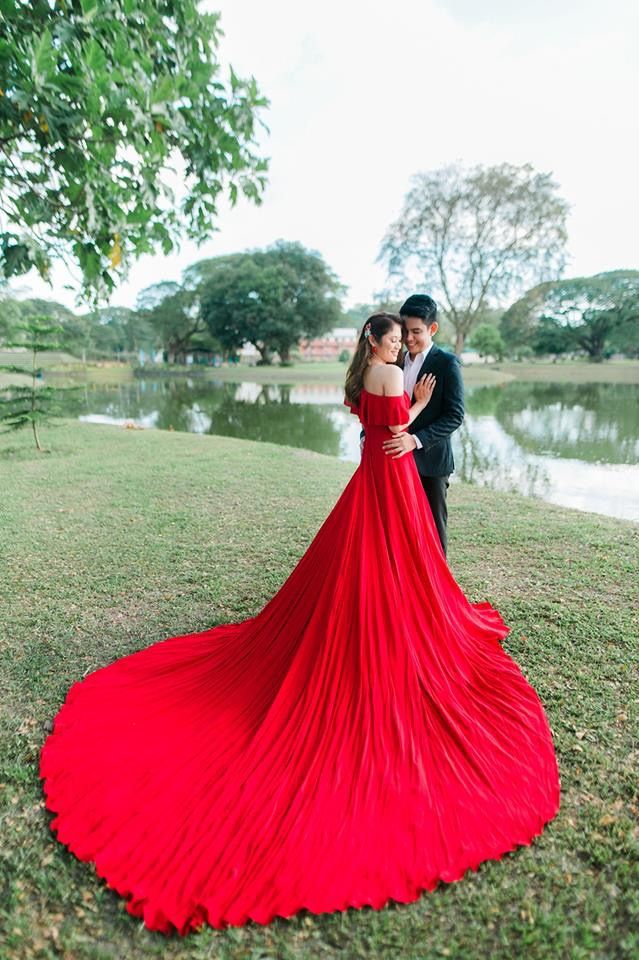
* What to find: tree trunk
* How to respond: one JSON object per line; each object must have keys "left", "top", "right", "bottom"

{"left": 30, "top": 351, "right": 43, "bottom": 451}
{"left": 454, "top": 330, "right": 465, "bottom": 356}
{"left": 279, "top": 345, "right": 291, "bottom": 363}
{"left": 592, "top": 335, "right": 605, "bottom": 362}
{"left": 32, "top": 418, "right": 43, "bottom": 452}
{"left": 582, "top": 335, "right": 604, "bottom": 362}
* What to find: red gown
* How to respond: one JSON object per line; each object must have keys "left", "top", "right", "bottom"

{"left": 40, "top": 390, "right": 560, "bottom": 935}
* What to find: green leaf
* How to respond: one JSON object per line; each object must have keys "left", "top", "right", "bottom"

{"left": 1, "top": 241, "right": 34, "bottom": 278}
{"left": 32, "top": 29, "right": 55, "bottom": 85}
{"left": 84, "top": 39, "right": 107, "bottom": 77}
{"left": 0, "top": 365, "right": 35, "bottom": 376}
{"left": 80, "top": 0, "right": 99, "bottom": 20}
{"left": 81, "top": 250, "right": 101, "bottom": 281}
{"left": 0, "top": 410, "right": 34, "bottom": 422}
{"left": 152, "top": 75, "right": 175, "bottom": 106}
{"left": 0, "top": 1, "right": 269, "bottom": 301}
{"left": 113, "top": 36, "right": 134, "bottom": 69}
{"left": 0, "top": 395, "right": 34, "bottom": 405}
{"left": 0, "top": 423, "right": 28, "bottom": 434}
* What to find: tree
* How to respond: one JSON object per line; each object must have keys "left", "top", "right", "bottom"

{"left": 0, "top": 316, "right": 68, "bottom": 450}
{"left": 0, "top": 294, "right": 22, "bottom": 343}
{"left": 532, "top": 316, "right": 573, "bottom": 357}
{"left": 199, "top": 241, "right": 344, "bottom": 364}
{"left": 470, "top": 323, "right": 505, "bottom": 362}
{"left": 0, "top": 0, "right": 268, "bottom": 300}
{"left": 83, "top": 304, "right": 157, "bottom": 358}
{"left": 136, "top": 282, "right": 205, "bottom": 363}
{"left": 380, "top": 162, "right": 569, "bottom": 355}
{"left": 344, "top": 303, "right": 380, "bottom": 327}
{"left": 502, "top": 271, "right": 639, "bottom": 362}
{"left": 499, "top": 282, "right": 554, "bottom": 350}
{"left": 609, "top": 309, "right": 639, "bottom": 358}
{"left": 12, "top": 296, "right": 87, "bottom": 354}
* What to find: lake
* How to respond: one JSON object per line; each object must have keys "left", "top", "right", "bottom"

{"left": 65, "top": 377, "right": 639, "bottom": 522}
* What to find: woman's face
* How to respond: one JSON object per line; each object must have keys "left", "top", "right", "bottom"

{"left": 373, "top": 325, "right": 402, "bottom": 364}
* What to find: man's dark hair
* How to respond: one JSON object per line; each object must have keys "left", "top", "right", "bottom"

{"left": 399, "top": 294, "right": 437, "bottom": 323}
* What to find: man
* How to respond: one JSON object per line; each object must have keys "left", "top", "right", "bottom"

{"left": 382, "top": 294, "right": 464, "bottom": 555}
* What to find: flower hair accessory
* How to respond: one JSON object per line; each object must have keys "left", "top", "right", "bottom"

{"left": 363, "top": 322, "right": 372, "bottom": 339}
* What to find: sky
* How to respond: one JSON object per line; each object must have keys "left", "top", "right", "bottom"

{"left": 7, "top": 0, "right": 639, "bottom": 311}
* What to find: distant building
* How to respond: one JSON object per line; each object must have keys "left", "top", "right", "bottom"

{"left": 298, "top": 327, "right": 357, "bottom": 360}
{"left": 459, "top": 349, "right": 483, "bottom": 365}
{"left": 239, "top": 342, "right": 260, "bottom": 364}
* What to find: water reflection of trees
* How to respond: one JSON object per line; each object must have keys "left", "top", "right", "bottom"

{"left": 203, "top": 383, "right": 342, "bottom": 455}
{"left": 466, "top": 382, "right": 639, "bottom": 464}
{"left": 61, "top": 377, "right": 639, "bottom": 473}
{"left": 65, "top": 379, "right": 343, "bottom": 456}
{"left": 453, "top": 421, "right": 551, "bottom": 497}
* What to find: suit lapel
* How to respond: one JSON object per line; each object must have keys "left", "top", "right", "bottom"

{"left": 410, "top": 345, "right": 440, "bottom": 400}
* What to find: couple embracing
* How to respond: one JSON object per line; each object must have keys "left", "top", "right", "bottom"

{"left": 355, "top": 293, "right": 464, "bottom": 555}
{"left": 40, "top": 293, "right": 559, "bottom": 935}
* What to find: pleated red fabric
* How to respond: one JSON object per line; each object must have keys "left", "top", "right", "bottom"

{"left": 40, "top": 390, "right": 560, "bottom": 934}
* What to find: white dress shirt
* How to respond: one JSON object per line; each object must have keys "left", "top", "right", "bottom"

{"left": 403, "top": 345, "right": 433, "bottom": 450}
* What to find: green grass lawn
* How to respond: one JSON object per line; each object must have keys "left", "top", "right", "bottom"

{"left": 0, "top": 359, "right": 134, "bottom": 390}
{"left": 0, "top": 350, "right": 83, "bottom": 369}
{"left": 494, "top": 360, "right": 639, "bottom": 384}
{"left": 178, "top": 358, "right": 639, "bottom": 387}
{"left": 188, "top": 361, "right": 512, "bottom": 387}
{"left": 0, "top": 349, "right": 84, "bottom": 388}
{"left": 4, "top": 355, "right": 638, "bottom": 391}
{"left": 1, "top": 423, "right": 637, "bottom": 960}
{"left": 2, "top": 359, "right": 509, "bottom": 390}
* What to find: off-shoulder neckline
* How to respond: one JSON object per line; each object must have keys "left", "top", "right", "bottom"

{"left": 360, "top": 388, "right": 409, "bottom": 399}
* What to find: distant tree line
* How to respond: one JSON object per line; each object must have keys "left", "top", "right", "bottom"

{"left": 1, "top": 158, "right": 637, "bottom": 366}
{"left": 343, "top": 277, "right": 639, "bottom": 364}
{"left": 379, "top": 160, "right": 638, "bottom": 361}
{"left": 380, "top": 162, "right": 570, "bottom": 355}
{"left": 1, "top": 13, "right": 636, "bottom": 371}
{"left": 0, "top": 241, "right": 344, "bottom": 365}
{"left": 2, "top": 260, "right": 637, "bottom": 366}
{"left": 500, "top": 271, "right": 639, "bottom": 362}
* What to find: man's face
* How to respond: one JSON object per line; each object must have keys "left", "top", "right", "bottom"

{"left": 402, "top": 316, "right": 438, "bottom": 357}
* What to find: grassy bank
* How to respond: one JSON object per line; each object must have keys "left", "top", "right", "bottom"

{"left": 0, "top": 350, "right": 86, "bottom": 390}
{"left": 1, "top": 357, "right": 511, "bottom": 389}
{"left": 168, "top": 358, "right": 639, "bottom": 386}
{"left": 1, "top": 423, "right": 637, "bottom": 960}
{"left": 195, "top": 362, "right": 513, "bottom": 386}
{"left": 4, "top": 356, "right": 638, "bottom": 391}
{"left": 2, "top": 360, "right": 509, "bottom": 390}
{"left": 495, "top": 360, "right": 639, "bottom": 384}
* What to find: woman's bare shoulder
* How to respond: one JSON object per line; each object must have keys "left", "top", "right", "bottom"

{"left": 380, "top": 364, "right": 404, "bottom": 396}
{"left": 363, "top": 364, "right": 404, "bottom": 396}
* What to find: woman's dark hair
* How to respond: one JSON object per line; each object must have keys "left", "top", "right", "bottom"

{"left": 344, "top": 312, "right": 402, "bottom": 405}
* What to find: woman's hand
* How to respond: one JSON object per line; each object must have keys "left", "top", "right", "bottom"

{"left": 414, "top": 373, "right": 436, "bottom": 406}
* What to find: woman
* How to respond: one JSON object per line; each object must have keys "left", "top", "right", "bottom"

{"left": 41, "top": 313, "right": 560, "bottom": 935}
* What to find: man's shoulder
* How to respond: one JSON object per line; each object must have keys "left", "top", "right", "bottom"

{"left": 431, "top": 346, "right": 460, "bottom": 370}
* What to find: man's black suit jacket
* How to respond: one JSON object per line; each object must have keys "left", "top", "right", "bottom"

{"left": 406, "top": 345, "right": 464, "bottom": 477}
